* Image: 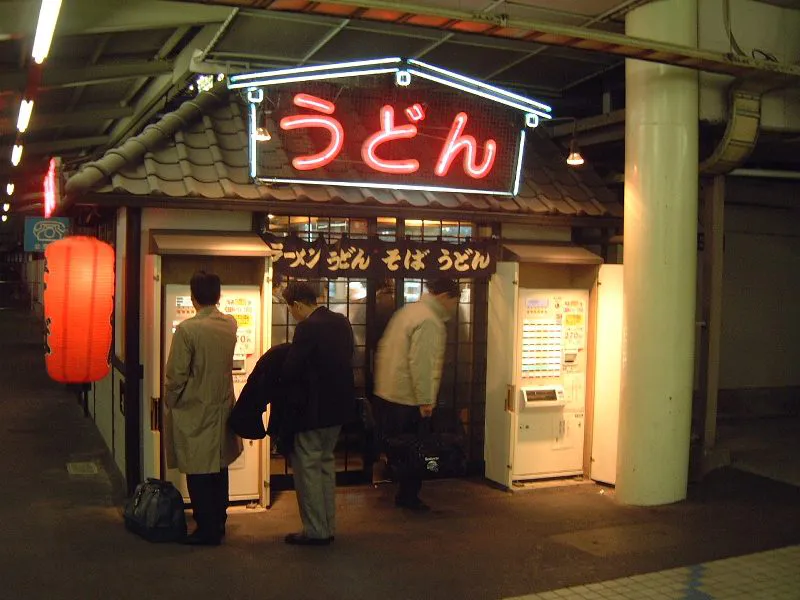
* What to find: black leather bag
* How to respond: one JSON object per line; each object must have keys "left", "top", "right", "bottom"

{"left": 123, "top": 478, "right": 187, "bottom": 543}
{"left": 385, "top": 416, "right": 466, "bottom": 480}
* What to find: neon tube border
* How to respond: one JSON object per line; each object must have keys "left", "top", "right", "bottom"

{"left": 256, "top": 176, "right": 515, "bottom": 197}
{"left": 229, "top": 57, "right": 552, "bottom": 121}
{"left": 229, "top": 57, "right": 402, "bottom": 83}
{"left": 408, "top": 59, "right": 551, "bottom": 113}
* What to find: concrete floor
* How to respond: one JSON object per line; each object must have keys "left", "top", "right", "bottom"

{"left": 3, "top": 307, "right": 799, "bottom": 600}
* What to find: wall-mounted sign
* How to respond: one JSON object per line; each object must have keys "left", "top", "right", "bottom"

{"left": 25, "top": 216, "right": 70, "bottom": 252}
{"left": 262, "top": 233, "right": 496, "bottom": 278}
{"left": 231, "top": 58, "right": 552, "bottom": 197}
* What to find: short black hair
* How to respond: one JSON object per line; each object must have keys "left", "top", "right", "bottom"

{"left": 282, "top": 281, "right": 318, "bottom": 306}
{"left": 190, "top": 271, "right": 221, "bottom": 306}
{"left": 426, "top": 278, "right": 460, "bottom": 298}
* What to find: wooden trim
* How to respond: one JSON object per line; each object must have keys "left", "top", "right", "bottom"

{"left": 700, "top": 176, "right": 725, "bottom": 451}
{"left": 124, "top": 207, "right": 143, "bottom": 496}
{"left": 583, "top": 274, "right": 600, "bottom": 478}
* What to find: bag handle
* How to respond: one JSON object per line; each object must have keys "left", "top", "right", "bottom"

{"left": 417, "top": 415, "right": 433, "bottom": 438}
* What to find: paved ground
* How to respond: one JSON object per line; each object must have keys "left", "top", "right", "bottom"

{"left": 3, "top": 306, "right": 799, "bottom": 600}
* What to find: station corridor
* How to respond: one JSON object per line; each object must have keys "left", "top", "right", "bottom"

{"left": 2, "top": 306, "right": 799, "bottom": 600}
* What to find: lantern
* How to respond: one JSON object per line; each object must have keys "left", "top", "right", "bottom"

{"left": 44, "top": 236, "right": 115, "bottom": 383}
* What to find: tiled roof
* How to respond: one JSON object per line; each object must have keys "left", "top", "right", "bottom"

{"left": 65, "top": 83, "right": 621, "bottom": 220}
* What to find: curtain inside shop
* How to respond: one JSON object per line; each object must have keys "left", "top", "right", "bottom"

{"left": 266, "top": 215, "right": 488, "bottom": 486}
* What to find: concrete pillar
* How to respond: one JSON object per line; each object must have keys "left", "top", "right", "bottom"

{"left": 618, "top": 0, "right": 699, "bottom": 505}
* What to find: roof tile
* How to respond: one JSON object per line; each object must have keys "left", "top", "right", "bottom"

{"left": 65, "top": 87, "right": 620, "bottom": 220}
{"left": 363, "top": 188, "right": 401, "bottom": 205}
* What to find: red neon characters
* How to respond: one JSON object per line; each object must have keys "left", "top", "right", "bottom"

{"left": 435, "top": 112, "right": 497, "bottom": 179}
{"left": 362, "top": 105, "right": 420, "bottom": 174}
{"left": 279, "top": 93, "right": 344, "bottom": 171}
{"left": 43, "top": 157, "right": 57, "bottom": 218}
{"left": 278, "top": 94, "right": 498, "bottom": 180}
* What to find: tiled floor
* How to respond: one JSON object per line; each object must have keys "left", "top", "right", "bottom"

{"left": 507, "top": 545, "right": 800, "bottom": 600}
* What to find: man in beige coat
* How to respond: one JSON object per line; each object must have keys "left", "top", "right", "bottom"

{"left": 165, "top": 271, "right": 242, "bottom": 546}
{"left": 374, "top": 277, "right": 459, "bottom": 511}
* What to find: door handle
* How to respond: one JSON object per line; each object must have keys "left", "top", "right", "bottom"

{"left": 150, "top": 397, "right": 162, "bottom": 432}
{"left": 505, "top": 385, "right": 515, "bottom": 413}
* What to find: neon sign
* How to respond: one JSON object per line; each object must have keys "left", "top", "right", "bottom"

{"left": 279, "top": 94, "right": 344, "bottom": 171}
{"left": 235, "top": 58, "right": 552, "bottom": 196}
{"left": 43, "top": 157, "right": 58, "bottom": 218}
{"left": 361, "top": 104, "right": 421, "bottom": 175}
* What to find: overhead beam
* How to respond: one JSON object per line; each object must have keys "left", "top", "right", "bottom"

{"left": 0, "top": 1, "right": 231, "bottom": 38}
{"left": 549, "top": 109, "right": 626, "bottom": 138}
{"left": 485, "top": 0, "right": 644, "bottom": 81}
{"left": 0, "top": 106, "right": 135, "bottom": 136}
{"left": 101, "top": 24, "right": 223, "bottom": 156}
{"left": 246, "top": 0, "right": 800, "bottom": 86}
{"left": 0, "top": 62, "right": 174, "bottom": 93}
{"left": 25, "top": 136, "right": 110, "bottom": 155}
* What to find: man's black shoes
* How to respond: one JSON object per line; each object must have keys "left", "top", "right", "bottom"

{"left": 284, "top": 532, "right": 334, "bottom": 546}
{"left": 395, "top": 498, "right": 431, "bottom": 512}
{"left": 182, "top": 530, "right": 222, "bottom": 546}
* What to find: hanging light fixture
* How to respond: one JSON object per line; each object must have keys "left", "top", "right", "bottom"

{"left": 1, "top": 215, "right": 7, "bottom": 223}
{"left": 44, "top": 237, "right": 115, "bottom": 383}
{"left": 2, "top": 203, "right": 9, "bottom": 212}
{"left": 6, "top": 183, "right": 13, "bottom": 196}
{"left": 566, "top": 140, "right": 585, "bottom": 166}
{"left": 566, "top": 120, "right": 585, "bottom": 166}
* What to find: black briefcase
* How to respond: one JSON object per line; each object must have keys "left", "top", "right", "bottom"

{"left": 384, "top": 417, "right": 466, "bottom": 480}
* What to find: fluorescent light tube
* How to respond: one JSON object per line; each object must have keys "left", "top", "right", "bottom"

{"left": 32, "top": 0, "right": 63, "bottom": 64}
{"left": 11, "top": 145, "right": 23, "bottom": 166}
{"left": 6, "top": 183, "right": 14, "bottom": 195}
{"left": 17, "top": 99, "right": 34, "bottom": 133}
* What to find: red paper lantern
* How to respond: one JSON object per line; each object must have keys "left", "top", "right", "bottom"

{"left": 44, "top": 236, "right": 115, "bottom": 383}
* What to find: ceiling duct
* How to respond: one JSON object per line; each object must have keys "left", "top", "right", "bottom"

{"left": 700, "top": 81, "right": 762, "bottom": 175}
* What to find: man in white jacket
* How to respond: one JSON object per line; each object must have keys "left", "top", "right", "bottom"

{"left": 374, "top": 278, "right": 460, "bottom": 511}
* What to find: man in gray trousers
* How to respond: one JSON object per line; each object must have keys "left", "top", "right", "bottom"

{"left": 281, "top": 282, "right": 355, "bottom": 546}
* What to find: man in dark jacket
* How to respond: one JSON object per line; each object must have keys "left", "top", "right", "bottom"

{"left": 281, "top": 281, "right": 355, "bottom": 546}
{"left": 227, "top": 343, "right": 294, "bottom": 454}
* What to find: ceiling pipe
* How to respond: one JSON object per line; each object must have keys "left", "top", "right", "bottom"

{"left": 728, "top": 168, "right": 800, "bottom": 180}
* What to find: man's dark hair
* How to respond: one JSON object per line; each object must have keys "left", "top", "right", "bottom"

{"left": 426, "top": 277, "right": 460, "bottom": 298}
{"left": 190, "top": 271, "right": 222, "bottom": 306}
{"left": 283, "top": 281, "right": 318, "bottom": 306}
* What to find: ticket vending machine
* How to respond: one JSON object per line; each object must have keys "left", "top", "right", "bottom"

{"left": 512, "top": 289, "right": 588, "bottom": 480}
{"left": 162, "top": 284, "right": 263, "bottom": 502}
{"left": 485, "top": 253, "right": 602, "bottom": 489}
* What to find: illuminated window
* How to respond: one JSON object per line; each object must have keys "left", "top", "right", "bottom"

{"left": 265, "top": 214, "right": 488, "bottom": 483}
